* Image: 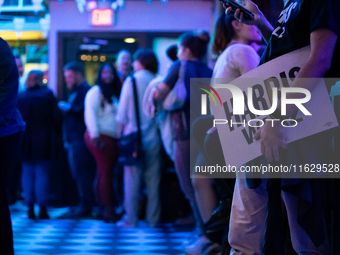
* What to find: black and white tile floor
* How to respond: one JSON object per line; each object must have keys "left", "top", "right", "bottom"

{"left": 11, "top": 207, "right": 192, "bottom": 255}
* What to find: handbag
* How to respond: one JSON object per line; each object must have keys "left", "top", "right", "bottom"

{"left": 163, "top": 60, "right": 187, "bottom": 111}
{"left": 117, "top": 76, "right": 144, "bottom": 165}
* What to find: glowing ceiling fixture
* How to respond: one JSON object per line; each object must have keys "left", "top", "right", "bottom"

{"left": 124, "top": 38, "right": 136, "bottom": 43}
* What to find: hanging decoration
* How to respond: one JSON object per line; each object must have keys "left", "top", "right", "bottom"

{"left": 32, "top": 0, "right": 43, "bottom": 14}
{"left": 75, "top": 0, "right": 86, "bottom": 13}
{"left": 39, "top": 14, "right": 50, "bottom": 38}
{"left": 13, "top": 17, "right": 25, "bottom": 39}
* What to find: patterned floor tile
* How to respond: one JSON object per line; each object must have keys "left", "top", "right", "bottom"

{"left": 11, "top": 207, "right": 192, "bottom": 255}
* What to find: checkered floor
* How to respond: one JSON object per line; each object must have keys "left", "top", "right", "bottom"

{"left": 11, "top": 206, "right": 193, "bottom": 255}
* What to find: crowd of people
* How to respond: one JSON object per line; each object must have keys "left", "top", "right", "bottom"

{"left": 1, "top": 0, "right": 340, "bottom": 254}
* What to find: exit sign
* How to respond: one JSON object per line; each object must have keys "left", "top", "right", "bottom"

{"left": 92, "top": 9, "right": 113, "bottom": 26}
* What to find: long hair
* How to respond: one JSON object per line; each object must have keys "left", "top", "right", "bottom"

{"left": 96, "top": 63, "right": 122, "bottom": 104}
{"left": 212, "top": 12, "right": 236, "bottom": 55}
{"left": 179, "top": 31, "right": 210, "bottom": 59}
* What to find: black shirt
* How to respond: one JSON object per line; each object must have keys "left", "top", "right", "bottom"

{"left": 260, "top": 0, "right": 340, "bottom": 78}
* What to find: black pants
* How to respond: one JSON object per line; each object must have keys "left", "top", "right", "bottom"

{"left": 0, "top": 132, "right": 22, "bottom": 255}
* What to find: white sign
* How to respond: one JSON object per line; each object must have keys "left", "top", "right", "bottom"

{"left": 211, "top": 46, "right": 338, "bottom": 167}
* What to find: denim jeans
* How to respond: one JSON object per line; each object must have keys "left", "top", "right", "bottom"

{"left": 21, "top": 160, "right": 53, "bottom": 206}
{"left": 64, "top": 139, "right": 96, "bottom": 212}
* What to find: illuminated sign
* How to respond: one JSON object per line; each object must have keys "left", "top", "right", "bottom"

{"left": 92, "top": 9, "right": 113, "bottom": 26}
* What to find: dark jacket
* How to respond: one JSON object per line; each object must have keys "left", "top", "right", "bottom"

{"left": 63, "top": 82, "right": 91, "bottom": 142}
{"left": 17, "top": 85, "right": 63, "bottom": 160}
{"left": 0, "top": 38, "right": 25, "bottom": 137}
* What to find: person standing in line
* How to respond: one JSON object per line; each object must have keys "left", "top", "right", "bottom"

{"left": 0, "top": 37, "right": 26, "bottom": 255}
{"left": 18, "top": 70, "right": 63, "bottom": 219}
{"left": 153, "top": 31, "right": 213, "bottom": 254}
{"left": 84, "top": 63, "right": 122, "bottom": 223}
{"left": 7, "top": 54, "right": 25, "bottom": 208}
{"left": 190, "top": 11, "right": 264, "bottom": 254}
{"left": 116, "top": 50, "right": 132, "bottom": 85}
{"left": 116, "top": 48, "right": 162, "bottom": 228}
{"left": 59, "top": 61, "right": 96, "bottom": 218}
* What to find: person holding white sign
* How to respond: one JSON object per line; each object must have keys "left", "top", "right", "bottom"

{"left": 191, "top": 11, "right": 263, "bottom": 253}
{"left": 223, "top": 0, "right": 340, "bottom": 254}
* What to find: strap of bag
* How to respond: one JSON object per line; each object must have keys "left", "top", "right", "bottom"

{"left": 131, "top": 76, "right": 142, "bottom": 151}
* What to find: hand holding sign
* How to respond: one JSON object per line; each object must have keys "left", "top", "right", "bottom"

{"left": 205, "top": 46, "right": 338, "bottom": 168}
{"left": 254, "top": 121, "right": 287, "bottom": 162}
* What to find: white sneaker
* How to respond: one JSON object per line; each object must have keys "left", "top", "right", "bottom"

{"left": 183, "top": 235, "right": 209, "bottom": 255}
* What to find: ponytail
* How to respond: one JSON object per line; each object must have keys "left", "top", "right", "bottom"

{"left": 212, "top": 12, "right": 236, "bottom": 55}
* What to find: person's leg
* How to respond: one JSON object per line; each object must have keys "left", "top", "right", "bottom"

{"left": 282, "top": 190, "right": 330, "bottom": 255}
{"left": 84, "top": 133, "right": 118, "bottom": 221}
{"left": 0, "top": 132, "right": 22, "bottom": 255}
{"left": 34, "top": 160, "right": 53, "bottom": 219}
{"left": 175, "top": 139, "right": 203, "bottom": 232}
{"left": 229, "top": 176, "right": 268, "bottom": 255}
{"left": 144, "top": 144, "right": 162, "bottom": 227}
{"left": 66, "top": 139, "right": 96, "bottom": 214}
{"left": 175, "top": 139, "right": 197, "bottom": 203}
{"left": 123, "top": 164, "right": 142, "bottom": 226}
{"left": 192, "top": 176, "right": 217, "bottom": 223}
{"left": 21, "top": 161, "right": 36, "bottom": 207}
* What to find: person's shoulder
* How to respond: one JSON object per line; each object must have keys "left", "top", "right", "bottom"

{"left": 86, "top": 85, "right": 101, "bottom": 97}
{"left": 230, "top": 43, "right": 257, "bottom": 53}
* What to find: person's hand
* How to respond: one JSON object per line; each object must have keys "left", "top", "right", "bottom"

{"left": 223, "top": 0, "right": 261, "bottom": 26}
{"left": 58, "top": 101, "right": 71, "bottom": 112}
{"left": 254, "top": 121, "right": 287, "bottom": 162}
{"left": 91, "top": 137, "right": 105, "bottom": 149}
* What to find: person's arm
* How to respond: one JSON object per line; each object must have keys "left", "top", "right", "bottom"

{"left": 254, "top": 29, "right": 338, "bottom": 162}
{"left": 49, "top": 90, "right": 63, "bottom": 132}
{"left": 84, "top": 87, "right": 100, "bottom": 139}
{"left": 224, "top": 0, "right": 273, "bottom": 43}
{"left": 67, "top": 88, "right": 88, "bottom": 118}
{"left": 153, "top": 60, "right": 181, "bottom": 102}
{"left": 116, "top": 77, "right": 132, "bottom": 137}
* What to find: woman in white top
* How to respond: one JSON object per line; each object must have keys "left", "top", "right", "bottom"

{"left": 116, "top": 48, "right": 161, "bottom": 228}
{"left": 84, "top": 63, "right": 122, "bottom": 223}
{"left": 187, "top": 11, "right": 263, "bottom": 253}
{"left": 198, "top": 11, "right": 264, "bottom": 253}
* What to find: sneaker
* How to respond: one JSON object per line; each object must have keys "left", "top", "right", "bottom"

{"left": 181, "top": 228, "right": 202, "bottom": 247}
{"left": 116, "top": 219, "right": 136, "bottom": 228}
{"left": 183, "top": 235, "right": 209, "bottom": 255}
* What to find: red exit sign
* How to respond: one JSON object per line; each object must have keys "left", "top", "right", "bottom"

{"left": 92, "top": 9, "right": 113, "bottom": 26}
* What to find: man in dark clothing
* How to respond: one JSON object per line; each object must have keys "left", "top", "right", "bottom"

{"left": 59, "top": 61, "right": 96, "bottom": 217}
{"left": 0, "top": 37, "right": 26, "bottom": 255}
{"left": 17, "top": 70, "right": 63, "bottom": 219}
{"left": 225, "top": 0, "right": 340, "bottom": 254}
